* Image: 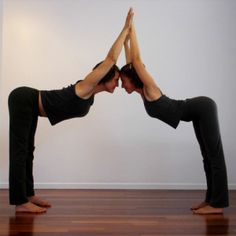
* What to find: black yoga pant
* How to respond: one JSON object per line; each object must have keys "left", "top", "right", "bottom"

{"left": 8, "top": 87, "right": 39, "bottom": 205}
{"left": 181, "top": 96, "right": 229, "bottom": 208}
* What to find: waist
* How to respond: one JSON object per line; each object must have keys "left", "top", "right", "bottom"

{"left": 38, "top": 91, "right": 47, "bottom": 117}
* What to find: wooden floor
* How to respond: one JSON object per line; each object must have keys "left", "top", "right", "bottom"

{"left": 0, "top": 189, "right": 235, "bottom": 236}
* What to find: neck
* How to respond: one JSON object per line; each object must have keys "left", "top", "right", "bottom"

{"left": 135, "top": 87, "right": 143, "bottom": 95}
{"left": 93, "top": 83, "right": 106, "bottom": 94}
{"left": 135, "top": 88, "right": 145, "bottom": 100}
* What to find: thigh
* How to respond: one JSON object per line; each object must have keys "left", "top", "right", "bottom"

{"left": 8, "top": 87, "right": 39, "bottom": 154}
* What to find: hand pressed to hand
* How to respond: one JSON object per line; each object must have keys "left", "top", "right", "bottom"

{"left": 124, "top": 8, "right": 134, "bottom": 30}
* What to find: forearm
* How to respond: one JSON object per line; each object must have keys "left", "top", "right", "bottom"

{"left": 124, "top": 40, "right": 131, "bottom": 64}
{"left": 130, "top": 22, "right": 147, "bottom": 81}
{"left": 77, "top": 8, "right": 133, "bottom": 97}
{"left": 130, "top": 23, "right": 142, "bottom": 62}
{"left": 106, "top": 27, "right": 130, "bottom": 63}
{"left": 106, "top": 8, "right": 133, "bottom": 63}
{"left": 130, "top": 22, "right": 160, "bottom": 92}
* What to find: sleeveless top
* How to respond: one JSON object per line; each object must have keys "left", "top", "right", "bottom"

{"left": 143, "top": 95, "right": 185, "bottom": 129}
{"left": 40, "top": 83, "right": 94, "bottom": 125}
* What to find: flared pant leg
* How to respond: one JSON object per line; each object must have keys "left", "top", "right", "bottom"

{"left": 8, "top": 87, "right": 39, "bottom": 205}
{"left": 181, "top": 96, "right": 229, "bottom": 208}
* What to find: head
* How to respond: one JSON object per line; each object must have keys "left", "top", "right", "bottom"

{"left": 93, "top": 62, "right": 120, "bottom": 93}
{"left": 120, "top": 63, "right": 143, "bottom": 94}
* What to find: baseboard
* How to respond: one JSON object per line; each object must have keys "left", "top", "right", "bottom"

{"left": 1, "top": 182, "right": 236, "bottom": 190}
{"left": 35, "top": 183, "right": 208, "bottom": 189}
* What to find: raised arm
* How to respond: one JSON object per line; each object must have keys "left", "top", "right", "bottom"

{"left": 77, "top": 8, "right": 133, "bottom": 98}
{"left": 129, "top": 18, "right": 162, "bottom": 101}
{"left": 124, "top": 35, "right": 131, "bottom": 64}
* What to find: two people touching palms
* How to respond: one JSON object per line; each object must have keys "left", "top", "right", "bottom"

{"left": 8, "top": 8, "right": 228, "bottom": 214}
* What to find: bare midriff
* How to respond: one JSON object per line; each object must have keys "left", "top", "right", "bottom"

{"left": 38, "top": 92, "right": 47, "bottom": 117}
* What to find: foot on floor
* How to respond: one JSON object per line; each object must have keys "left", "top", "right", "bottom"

{"left": 16, "top": 202, "right": 47, "bottom": 213}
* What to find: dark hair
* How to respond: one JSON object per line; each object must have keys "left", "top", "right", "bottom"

{"left": 120, "top": 63, "right": 143, "bottom": 88}
{"left": 93, "top": 61, "right": 120, "bottom": 85}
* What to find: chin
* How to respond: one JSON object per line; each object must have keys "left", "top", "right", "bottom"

{"left": 108, "top": 89, "right": 115, "bottom": 93}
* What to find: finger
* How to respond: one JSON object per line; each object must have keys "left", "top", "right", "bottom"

{"left": 129, "top": 7, "right": 134, "bottom": 16}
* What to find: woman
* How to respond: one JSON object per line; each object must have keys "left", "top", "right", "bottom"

{"left": 8, "top": 8, "right": 134, "bottom": 213}
{"left": 120, "top": 12, "right": 228, "bottom": 215}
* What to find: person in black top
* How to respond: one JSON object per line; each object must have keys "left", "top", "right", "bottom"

{"left": 120, "top": 10, "right": 228, "bottom": 215}
{"left": 8, "top": 8, "right": 134, "bottom": 213}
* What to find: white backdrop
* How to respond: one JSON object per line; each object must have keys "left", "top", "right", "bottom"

{"left": 0, "top": 0, "right": 236, "bottom": 189}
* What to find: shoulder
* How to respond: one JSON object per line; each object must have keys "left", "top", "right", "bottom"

{"left": 75, "top": 80, "right": 95, "bottom": 99}
{"left": 143, "top": 85, "right": 162, "bottom": 102}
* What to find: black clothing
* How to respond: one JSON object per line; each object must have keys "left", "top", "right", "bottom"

{"left": 144, "top": 95, "right": 185, "bottom": 129}
{"left": 181, "top": 96, "right": 228, "bottom": 207}
{"left": 41, "top": 84, "right": 94, "bottom": 125}
{"left": 8, "top": 84, "right": 94, "bottom": 205}
{"left": 8, "top": 87, "right": 39, "bottom": 205}
{"left": 144, "top": 95, "right": 229, "bottom": 208}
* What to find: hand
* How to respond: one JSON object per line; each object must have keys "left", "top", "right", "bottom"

{"left": 124, "top": 8, "right": 134, "bottom": 30}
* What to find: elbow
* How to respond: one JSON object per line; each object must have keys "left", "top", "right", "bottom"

{"left": 107, "top": 57, "right": 117, "bottom": 65}
{"left": 132, "top": 54, "right": 142, "bottom": 63}
{"left": 105, "top": 56, "right": 116, "bottom": 66}
{"left": 106, "top": 52, "right": 117, "bottom": 64}
{"left": 133, "top": 58, "right": 144, "bottom": 68}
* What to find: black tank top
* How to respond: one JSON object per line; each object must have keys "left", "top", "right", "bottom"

{"left": 143, "top": 95, "right": 185, "bottom": 129}
{"left": 40, "top": 83, "right": 94, "bottom": 125}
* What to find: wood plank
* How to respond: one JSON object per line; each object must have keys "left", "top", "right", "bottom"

{"left": 0, "top": 189, "right": 235, "bottom": 235}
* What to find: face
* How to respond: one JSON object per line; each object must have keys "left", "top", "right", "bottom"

{"left": 120, "top": 74, "right": 136, "bottom": 94}
{"left": 104, "top": 71, "right": 120, "bottom": 93}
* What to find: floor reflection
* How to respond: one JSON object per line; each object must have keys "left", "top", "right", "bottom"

{"left": 8, "top": 212, "right": 37, "bottom": 236}
{"left": 204, "top": 214, "right": 229, "bottom": 235}
{"left": 6, "top": 211, "right": 231, "bottom": 235}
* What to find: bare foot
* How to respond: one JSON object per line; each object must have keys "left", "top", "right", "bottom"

{"left": 193, "top": 205, "right": 223, "bottom": 215}
{"left": 28, "top": 196, "right": 51, "bottom": 207}
{"left": 16, "top": 202, "right": 47, "bottom": 213}
{"left": 191, "top": 201, "right": 209, "bottom": 210}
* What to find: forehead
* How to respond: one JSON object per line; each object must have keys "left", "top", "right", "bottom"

{"left": 114, "top": 71, "right": 119, "bottom": 78}
{"left": 110, "top": 72, "right": 119, "bottom": 81}
{"left": 120, "top": 74, "right": 130, "bottom": 80}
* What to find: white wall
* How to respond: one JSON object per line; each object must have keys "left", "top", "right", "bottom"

{"left": 0, "top": 0, "right": 2, "bottom": 88}
{"left": 0, "top": 0, "right": 236, "bottom": 189}
{"left": 0, "top": 0, "right": 3, "bottom": 180}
